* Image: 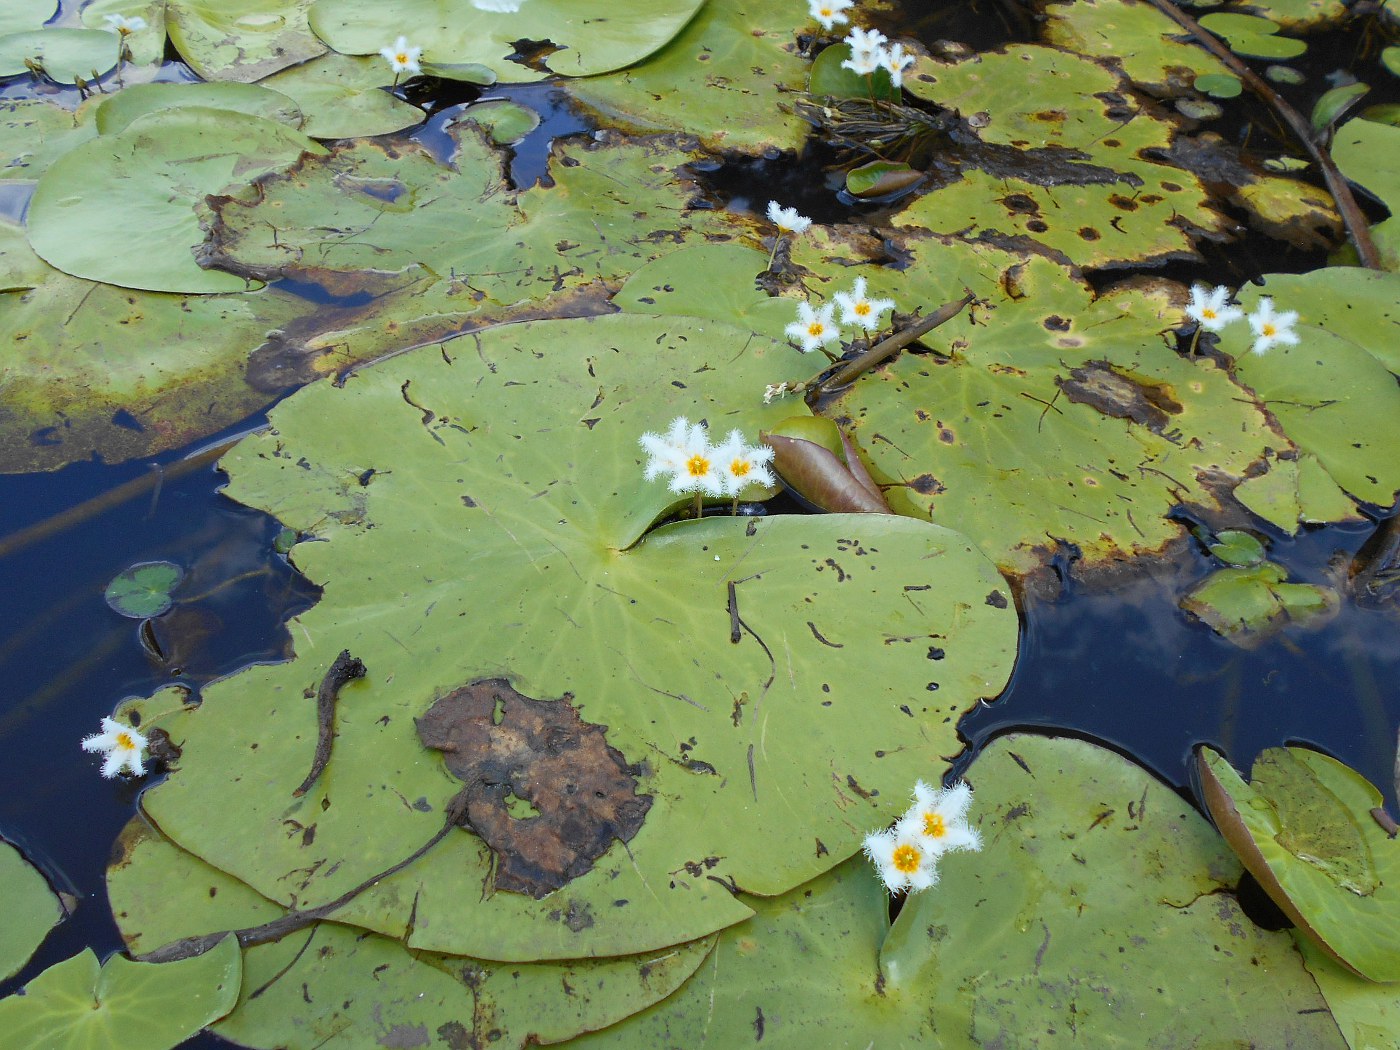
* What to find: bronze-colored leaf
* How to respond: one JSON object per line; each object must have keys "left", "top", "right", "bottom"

{"left": 763, "top": 432, "right": 891, "bottom": 514}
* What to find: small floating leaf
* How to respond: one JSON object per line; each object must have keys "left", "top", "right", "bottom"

{"left": 1311, "top": 82, "right": 1369, "bottom": 132}
{"left": 1206, "top": 529, "right": 1266, "bottom": 566}
{"left": 845, "top": 160, "right": 922, "bottom": 199}
{"left": 1199, "top": 12, "right": 1306, "bottom": 59}
{"left": 104, "top": 561, "right": 184, "bottom": 619}
{"left": 455, "top": 98, "right": 540, "bottom": 145}
{"left": 1199, "top": 746, "right": 1400, "bottom": 981}
{"left": 0, "top": 938, "right": 241, "bottom": 1050}
{"left": 1180, "top": 560, "right": 1337, "bottom": 644}
{"left": 1195, "top": 72, "right": 1243, "bottom": 98}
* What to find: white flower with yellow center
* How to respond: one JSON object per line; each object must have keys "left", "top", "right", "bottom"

{"left": 808, "top": 0, "right": 854, "bottom": 31}
{"left": 766, "top": 201, "right": 812, "bottom": 235}
{"left": 379, "top": 36, "right": 423, "bottom": 77}
{"left": 833, "top": 276, "right": 896, "bottom": 332}
{"left": 880, "top": 42, "right": 915, "bottom": 88}
{"left": 103, "top": 14, "right": 147, "bottom": 36}
{"left": 863, "top": 826, "right": 939, "bottom": 894}
{"left": 81, "top": 717, "right": 149, "bottom": 778}
{"left": 639, "top": 417, "right": 724, "bottom": 497}
{"left": 785, "top": 300, "right": 840, "bottom": 354}
{"left": 1247, "top": 297, "right": 1299, "bottom": 355}
{"left": 898, "top": 780, "right": 981, "bottom": 857}
{"left": 712, "top": 430, "right": 776, "bottom": 497}
{"left": 1185, "top": 284, "right": 1243, "bottom": 333}
{"left": 841, "top": 44, "right": 882, "bottom": 76}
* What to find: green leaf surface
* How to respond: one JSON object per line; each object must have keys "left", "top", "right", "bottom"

{"left": 307, "top": 0, "right": 704, "bottom": 81}
{"left": 0, "top": 215, "right": 47, "bottom": 292}
{"left": 0, "top": 28, "right": 117, "bottom": 83}
{"left": 1312, "top": 82, "right": 1369, "bottom": 131}
{"left": 566, "top": 735, "right": 1346, "bottom": 1049}
{"left": 1045, "top": 0, "right": 1233, "bottom": 94}
{"left": 1200, "top": 746, "right": 1400, "bottom": 981}
{"left": 26, "top": 106, "right": 326, "bottom": 293}
{"left": 1208, "top": 528, "right": 1265, "bottom": 565}
{"left": 104, "top": 561, "right": 184, "bottom": 619}
{"left": 456, "top": 98, "right": 539, "bottom": 145}
{"left": 78, "top": 0, "right": 166, "bottom": 65}
{"left": 845, "top": 160, "right": 922, "bottom": 199}
{"left": 257, "top": 51, "right": 438, "bottom": 140}
{"left": 1233, "top": 452, "right": 1362, "bottom": 532}
{"left": 107, "top": 817, "right": 715, "bottom": 1049}
{"left": 1180, "top": 560, "right": 1337, "bottom": 642}
{"left": 614, "top": 243, "right": 793, "bottom": 339}
{"left": 95, "top": 81, "right": 305, "bottom": 135}
{"left": 166, "top": 0, "right": 327, "bottom": 82}
{"left": 1199, "top": 11, "right": 1307, "bottom": 58}
{"left": 807, "top": 42, "right": 898, "bottom": 101}
{"left": 0, "top": 99, "right": 99, "bottom": 182}
{"left": 0, "top": 0, "right": 56, "bottom": 36}
{"left": 1300, "top": 938, "right": 1400, "bottom": 1050}
{"left": 0, "top": 939, "right": 240, "bottom": 1050}
{"left": 564, "top": 0, "right": 812, "bottom": 153}
{"left": 1195, "top": 71, "right": 1244, "bottom": 97}
{"left": 138, "top": 312, "right": 1017, "bottom": 961}
{"left": 0, "top": 838, "right": 63, "bottom": 982}
{"left": 1229, "top": 0, "right": 1348, "bottom": 30}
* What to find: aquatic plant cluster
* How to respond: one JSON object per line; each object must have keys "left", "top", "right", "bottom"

{"left": 3, "top": 0, "right": 1400, "bottom": 1045}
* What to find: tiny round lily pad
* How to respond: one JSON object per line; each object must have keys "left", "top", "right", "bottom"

{"left": 104, "top": 561, "right": 184, "bottom": 619}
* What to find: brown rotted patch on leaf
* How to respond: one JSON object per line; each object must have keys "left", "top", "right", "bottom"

{"left": 416, "top": 679, "right": 652, "bottom": 899}
{"left": 1056, "top": 361, "right": 1182, "bottom": 434}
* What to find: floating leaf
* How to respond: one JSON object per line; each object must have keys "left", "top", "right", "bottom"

{"left": 165, "top": 0, "right": 327, "bottom": 82}
{"left": 1045, "top": 0, "right": 1233, "bottom": 94}
{"left": 78, "top": 0, "right": 166, "bottom": 65}
{"left": 257, "top": 51, "right": 447, "bottom": 139}
{"left": 26, "top": 107, "right": 326, "bottom": 293}
{"left": 567, "top": 736, "right": 1346, "bottom": 1048}
{"left": 1299, "top": 939, "right": 1400, "bottom": 1050}
{"left": 1180, "top": 560, "right": 1338, "bottom": 643}
{"left": 107, "top": 817, "right": 715, "bottom": 1048}
{"left": 104, "top": 561, "right": 184, "bottom": 619}
{"left": 0, "top": 99, "right": 99, "bottom": 182}
{"left": 1233, "top": 452, "right": 1362, "bottom": 533}
{"left": 0, "top": 938, "right": 240, "bottom": 1050}
{"left": 0, "top": 215, "right": 47, "bottom": 292}
{"left": 95, "top": 81, "right": 305, "bottom": 135}
{"left": 455, "top": 98, "right": 539, "bottom": 145}
{"left": 0, "top": 28, "right": 118, "bottom": 83}
{"left": 807, "top": 42, "right": 898, "bottom": 102}
{"left": 1312, "top": 82, "right": 1370, "bottom": 132}
{"left": 1199, "top": 746, "right": 1400, "bottom": 981}
{"left": 845, "top": 160, "right": 922, "bottom": 199}
{"left": 308, "top": 0, "right": 704, "bottom": 81}
{"left": 1207, "top": 528, "right": 1266, "bottom": 566}
{"left": 0, "top": 0, "right": 56, "bottom": 36}
{"left": 564, "top": 0, "right": 812, "bottom": 153}
{"left": 763, "top": 417, "right": 892, "bottom": 514}
{"left": 1196, "top": 72, "right": 1244, "bottom": 97}
{"left": 0, "top": 838, "right": 63, "bottom": 982}
{"left": 1198, "top": 11, "right": 1307, "bottom": 59}
{"left": 613, "top": 243, "right": 792, "bottom": 338}
{"left": 136, "top": 313, "right": 1017, "bottom": 962}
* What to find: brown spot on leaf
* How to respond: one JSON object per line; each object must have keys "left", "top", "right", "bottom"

{"left": 1057, "top": 361, "right": 1183, "bottom": 434}
{"left": 909, "top": 474, "right": 947, "bottom": 495}
{"left": 1078, "top": 227, "right": 1101, "bottom": 241}
{"left": 1042, "top": 315, "right": 1071, "bottom": 332}
{"left": 416, "top": 679, "right": 652, "bottom": 899}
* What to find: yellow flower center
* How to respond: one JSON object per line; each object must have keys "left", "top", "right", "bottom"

{"left": 892, "top": 843, "right": 923, "bottom": 874}
{"left": 396, "top": 52, "right": 410, "bottom": 63}
{"left": 854, "top": 301, "right": 871, "bottom": 316}
{"left": 685, "top": 454, "right": 711, "bottom": 478}
{"left": 807, "top": 322, "right": 824, "bottom": 337}
{"left": 731, "top": 459, "right": 751, "bottom": 477}
{"left": 1202, "top": 307, "right": 1217, "bottom": 320}
{"left": 924, "top": 813, "right": 946, "bottom": 838}
{"left": 1261, "top": 323, "right": 1277, "bottom": 337}
{"left": 116, "top": 732, "right": 135, "bottom": 750}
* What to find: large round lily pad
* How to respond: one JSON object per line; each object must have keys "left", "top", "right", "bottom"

{"left": 136, "top": 312, "right": 1018, "bottom": 962}
{"left": 307, "top": 0, "right": 705, "bottom": 81}
{"left": 565, "top": 735, "right": 1347, "bottom": 1048}
{"left": 165, "top": 0, "right": 327, "bottom": 82}
{"left": 94, "top": 81, "right": 305, "bottom": 135}
{"left": 0, "top": 28, "right": 117, "bottom": 83}
{"left": 257, "top": 51, "right": 447, "bottom": 139}
{"left": 26, "top": 106, "right": 326, "bottom": 293}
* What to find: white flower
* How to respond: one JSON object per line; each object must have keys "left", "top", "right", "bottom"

{"left": 833, "top": 276, "right": 895, "bottom": 332}
{"left": 785, "top": 300, "right": 841, "bottom": 353}
{"left": 863, "top": 826, "right": 939, "bottom": 894}
{"left": 845, "top": 27, "right": 888, "bottom": 53}
{"left": 81, "top": 717, "right": 148, "bottom": 778}
{"left": 808, "top": 0, "right": 854, "bottom": 31}
{"left": 897, "top": 780, "right": 981, "bottom": 857}
{"left": 879, "top": 42, "right": 915, "bottom": 88}
{"left": 1184, "top": 284, "right": 1243, "bottom": 333}
{"left": 103, "top": 13, "right": 147, "bottom": 35}
{"left": 841, "top": 45, "right": 882, "bottom": 76}
{"left": 1246, "top": 297, "right": 1300, "bottom": 354}
{"left": 379, "top": 36, "right": 423, "bottom": 77}
{"left": 639, "top": 417, "right": 724, "bottom": 498}
{"left": 712, "top": 430, "right": 776, "bottom": 497}
{"left": 766, "top": 201, "right": 812, "bottom": 235}
{"left": 763, "top": 382, "right": 790, "bottom": 404}
{"left": 472, "top": 0, "right": 525, "bottom": 9}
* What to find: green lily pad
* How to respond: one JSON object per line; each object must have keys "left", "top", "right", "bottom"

{"left": 1196, "top": 71, "right": 1244, "bottom": 97}
{"left": 308, "top": 0, "right": 704, "bottom": 81}
{"left": 1045, "top": 0, "right": 1233, "bottom": 94}
{"left": 1207, "top": 528, "right": 1266, "bottom": 565}
{"left": 106, "top": 816, "right": 716, "bottom": 1050}
{"left": 1299, "top": 938, "right": 1400, "bottom": 1050}
{"left": 1233, "top": 452, "right": 1362, "bottom": 533}
{"left": 1267, "top": 62, "right": 1307, "bottom": 84}
{"left": 455, "top": 98, "right": 540, "bottom": 146}
{"left": 567, "top": 735, "right": 1346, "bottom": 1048}
{"left": 1312, "top": 82, "right": 1370, "bottom": 132}
{"left": 136, "top": 312, "right": 1017, "bottom": 962}
{"left": 1199, "top": 746, "right": 1400, "bottom": 982}
{"left": 0, "top": 215, "right": 47, "bottom": 292}
{"left": 1333, "top": 117, "right": 1400, "bottom": 212}
{"left": 78, "top": 1, "right": 166, "bottom": 66}
{"left": 0, "top": 938, "right": 240, "bottom": 1050}
{"left": 0, "top": 838, "right": 63, "bottom": 982}
{"left": 564, "top": 0, "right": 812, "bottom": 153}
{"left": 256, "top": 51, "right": 439, "bottom": 139}
{"left": 901, "top": 45, "right": 1224, "bottom": 269}
{"left": 1181, "top": 560, "right": 1338, "bottom": 642}
{"left": 1230, "top": 172, "right": 1341, "bottom": 251}
{"left": 104, "top": 561, "right": 184, "bottom": 619}
{"left": 1230, "top": 0, "right": 1348, "bottom": 30}
{"left": 613, "top": 243, "right": 794, "bottom": 339}
{"left": 807, "top": 41, "right": 899, "bottom": 102}
{"left": 1384, "top": 45, "right": 1400, "bottom": 77}
{"left": 0, "top": 28, "right": 117, "bottom": 83}
{"left": 1198, "top": 11, "right": 1307, "bottom": 59}
{"left": 846, "top": 160, "right": 922, "bottom": 199}
{"left": 0, "top": 0, "right": 56, "bottom": 36}
{"left": 0, "top": 99, "right": 99, "bottom": 182}
{"left": 26, "top": 106, "right": 326, "bottom": 293}
{"left": 166, "top": 0, "right": 327, "bottom": 83}
{"left": 95, "top": 81, "right": 305, "bottom": 135}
